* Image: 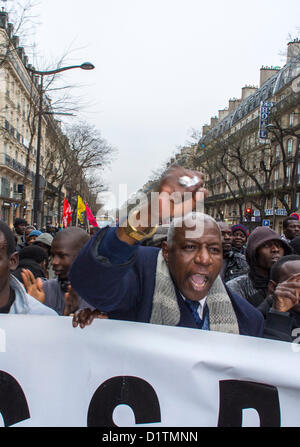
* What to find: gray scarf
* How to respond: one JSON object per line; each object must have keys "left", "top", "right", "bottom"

{"left": 150, "top": 251, "right": 240, "bottom": 334}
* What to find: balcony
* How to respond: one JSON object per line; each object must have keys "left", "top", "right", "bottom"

{"left": 0, "top": 152, "right": 35, "bottom": 181}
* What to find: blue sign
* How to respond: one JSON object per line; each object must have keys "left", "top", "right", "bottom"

{"left": 263, "top": 219, "right": 270, "bottom": 227}
{"left": 259, "top": 101, "right": 274, "bottom": 140}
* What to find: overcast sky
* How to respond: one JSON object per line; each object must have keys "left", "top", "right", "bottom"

{"left": 15, "top": 0, "right": 300, "bottom": 211}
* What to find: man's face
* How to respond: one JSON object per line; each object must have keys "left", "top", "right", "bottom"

{"left": 256, "top": 240, "right": 285, "bottom": 273}
{"left": 51, "top": 238, "right": 78, "bottom": 279}
{"left": 232, "top": 230, "right": 247, "bottom": 250}
{"left": 0, "top": 233, "right": 18, "bottom": 294}
{"left": 217, "top": 222, "right": 232, "bottom": 255}
{"left": 285, "top": 220, "right": 300, "bottom": 240}
{"left": 162, "top": 220, "right": 223, "bottom": 301}
{"left": 15, "top": 223, "right": 26, "bottom": 236}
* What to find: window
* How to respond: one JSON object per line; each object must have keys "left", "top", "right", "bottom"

{"left": 287, "top": 139, "right": 293, "bottom": 155}
{"left": 296, "top": 193, "right": 300, "bottom": 209}
{"left": 274, "top": 169, "right": 279, "bottom": 181}
{"left": 289, "top": 113, "right": 294, "bottom": 127}
{"left": 287, "top": 166, "right": 291, "bottom": 185}
{"left": 276, "top": 145, "right": 280, "bottom": 159}
{"left": 284, "top": 194, "right": 289, "bottom": 205}
{"left": 1, "top": 177, "right": 10, "bottom": 197}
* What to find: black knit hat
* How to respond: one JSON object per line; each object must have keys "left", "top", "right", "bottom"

{"left": 231, "top": 224, "right": 249, "bottom": 239}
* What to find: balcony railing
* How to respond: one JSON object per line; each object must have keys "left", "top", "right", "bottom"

{"left": 0, "top": 152, "right": 35, "bottom": 180}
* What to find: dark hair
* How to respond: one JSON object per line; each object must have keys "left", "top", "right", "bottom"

{"left": 270, "top": 254, "right": 300, "bottom": 282}
{"left": 0, "top": 221, "right": 16, "bottom": 256}
{"left": 283, "top": 216, "right": 299, "bottom": 229}
{"left": 14, "top": 218, "right": 27, "bottom": 228}
{"left": 19, "top": 245, "right": 48, "bottom": 264}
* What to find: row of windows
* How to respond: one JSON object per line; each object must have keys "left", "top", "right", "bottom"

{"left": 0, "top": 177, "right": 34, "bottom": 200}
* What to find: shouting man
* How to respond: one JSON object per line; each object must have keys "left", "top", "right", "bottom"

{"left": 70, "top": 166, "right": 263, "bottom": 337}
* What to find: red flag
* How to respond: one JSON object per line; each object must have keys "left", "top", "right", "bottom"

{"left": 85, "top": 202, "right": 98, "bottom": 227}
{"left": 62, "top": 197, "right": 73, "bottom": 228}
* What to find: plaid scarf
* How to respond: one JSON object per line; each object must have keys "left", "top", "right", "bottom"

{"left": 150, "top": 250, "right": 240, "bottom": 334}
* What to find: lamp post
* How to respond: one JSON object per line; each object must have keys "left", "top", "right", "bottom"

{"left": 27, "top": 62, "right": 95, "bottom": 227}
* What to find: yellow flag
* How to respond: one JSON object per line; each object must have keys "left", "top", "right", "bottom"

{"left": 77, "top": 195, "right": 86, "bottom": 223}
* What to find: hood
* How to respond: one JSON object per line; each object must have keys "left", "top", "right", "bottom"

{"left": 246, "top": 226, "right": 292, "bottom": 269}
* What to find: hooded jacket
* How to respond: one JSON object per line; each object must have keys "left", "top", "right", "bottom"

{"left": 7, "top": 275, "right": 57, "bottom": 315}
{"left": 226, "top": 227, "right": 292, "bottom": 307}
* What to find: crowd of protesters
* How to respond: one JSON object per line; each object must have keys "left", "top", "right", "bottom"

{"left": 1, "top": 167, "right": 300, "bottom": 345}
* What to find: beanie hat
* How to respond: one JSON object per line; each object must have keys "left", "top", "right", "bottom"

{"left": 28, "top": 230, "right": 42, "bottom": 238}
{"left": 231, "top": 224, "right": 249, "bottom": 239}
{"left": 19, "top": 245, "right": 48, "bottom": 263}
{"left": 33, "top": 232, "right": 54, "bottom": 247}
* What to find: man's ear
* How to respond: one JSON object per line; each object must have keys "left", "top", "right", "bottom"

{"left": 161, "top": 241, "right": 169, "bottom": 264}
{"left": 268, "top": 279, "right": 277, "bottom": 295}
{"left": 9, "top": 252, "right": 19, "bottom": 272}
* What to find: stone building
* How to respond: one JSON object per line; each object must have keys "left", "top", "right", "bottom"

{"left": 0, "top": 9, "right": 95, "bottom": 228}
{"left": 180, "top": 40, "right": 300, "bottom": 234}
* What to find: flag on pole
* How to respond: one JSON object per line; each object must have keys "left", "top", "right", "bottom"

{"left": 85, "top": 202, "right": 98, "bottom": 227}
{"left": 62, "top": 197, "right": 73, "bottom": 228}
{"left": 77, "top": 195, "right": 86, "bottom": 223}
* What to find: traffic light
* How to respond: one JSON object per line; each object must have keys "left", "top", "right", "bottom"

{"left": 245, "top": 208, "right": 253, "bottom": 221}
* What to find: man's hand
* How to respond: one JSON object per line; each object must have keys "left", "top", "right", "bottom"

{"left": 21, "top": 269, "right": 45, "bottom": 303}
{"left": 272, "top": 273, "right": 300, "bottom": 313}
{"left": 158, "top": 165, "right": 207, "bottom": 222}
{"left": 64, "top": 284, "right": 80, "bottom": 316}
{"left": 118, "top": 165, "right": 207, "bottom": 245}
{"left": 72, "top": 308, "right": 108, "bottom": 328}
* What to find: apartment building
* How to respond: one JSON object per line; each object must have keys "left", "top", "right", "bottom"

{"left": 189, "top": 40, "right": 300, "bottom": 234}
{"left": 0, "top": 10, "right": 71, "bottom": 228}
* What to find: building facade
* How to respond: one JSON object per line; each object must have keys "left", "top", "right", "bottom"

{"left": 174, "top": 40, "right": 300, "bottom": 234}
{"left": 0, "top": 9, "right": 97, "bottom": 229}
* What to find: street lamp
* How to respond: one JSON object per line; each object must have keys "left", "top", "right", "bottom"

{"left": 27, "top": 62, "right": 95, "bottom": 227}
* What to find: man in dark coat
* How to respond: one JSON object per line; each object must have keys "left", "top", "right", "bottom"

{"left": 258, "top": 255, "right": 300, "bottom": 342}
{"left": 21, "top": 227, "right": 92, "bottom": 316}
{"left": 217, "top": 222, "right": 249, "bottom": 282}
{"left": 70, "top": 166, "right": 264, "bottom": 337}
{"left": 226, "top": 226, "right": 292, "bottom": 307}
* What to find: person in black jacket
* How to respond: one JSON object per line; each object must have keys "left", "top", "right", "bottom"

{"left": 226, "top": 226, "right": 292, "bottom": 307}
{"left": 217, "top": 222, "right": 249, "bottom": 283}
{"left": 258, "top": 255, "right": 300, "bottom": 342}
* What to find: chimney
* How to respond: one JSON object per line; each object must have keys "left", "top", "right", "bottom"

{"left": 287, "top": 39, "right": 300, "bottom": 64}
{"left": 6, "top": 22, "right": 13, "bottom": 38}
{"left": 241, "top": 86, "right": 257, "bottom": 100}
{"left": 218, "top": 109, "right": 229, "bottom": 121}
{"left": 0, "top": 9, "right": 7, "bottom": 29}
{"left": 12, "top": 35, "right": 19, "bottom": 48}
{"left": 202, "top": 124, "right": 211, "bottom": 136}
{"left": 260, "top": 66, "right": 281, "bottom": 87}
{"left": 210, "top": 116, "right": 218, "bottom": 128}
{"left": 17, "top": 46, "right": 24, "bottom": 61}
{"left": 228, "top": 98, "right": 241, "bottom": 112}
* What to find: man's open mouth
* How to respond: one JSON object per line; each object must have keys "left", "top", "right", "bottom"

{"left": 189, "top": 274, "right": 209, "bottom": 291}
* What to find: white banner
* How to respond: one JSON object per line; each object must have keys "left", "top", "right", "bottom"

{"left": 0, "top": 315, "right": 299, "bottom": 427}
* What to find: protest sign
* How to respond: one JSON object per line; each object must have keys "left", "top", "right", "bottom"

{"left": 0, "top": 315, "right": 299, "bottom": 427}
